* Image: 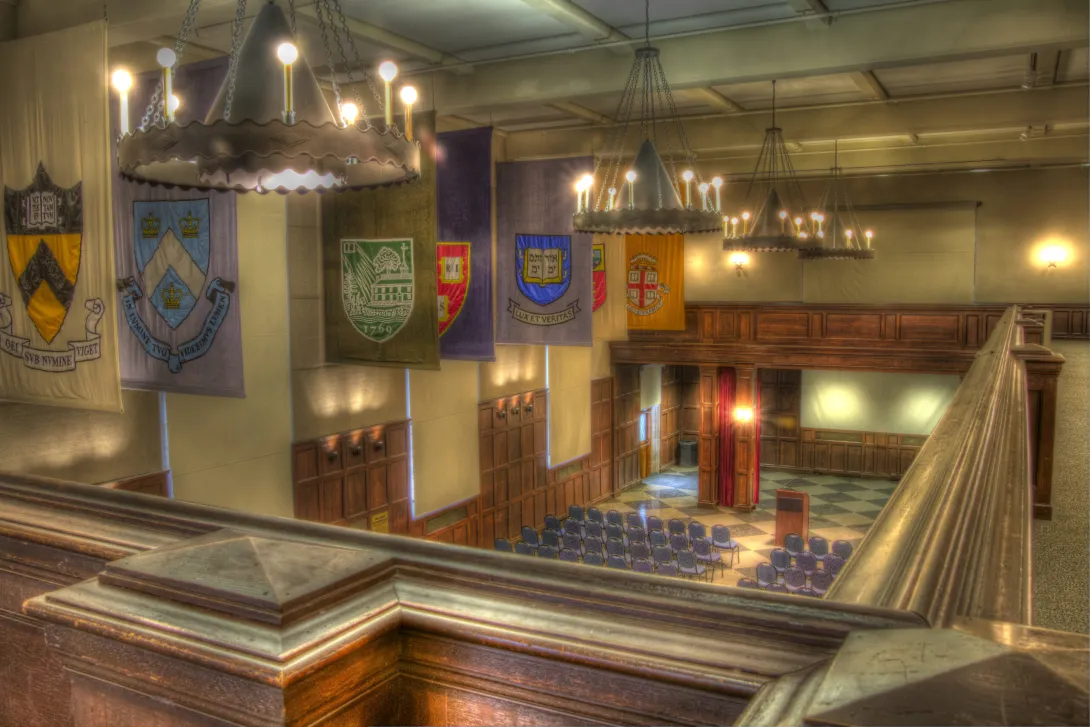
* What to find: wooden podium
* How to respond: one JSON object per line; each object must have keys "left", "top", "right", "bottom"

{"left": 774, "top": 489, "right": 810, "bottom": 546}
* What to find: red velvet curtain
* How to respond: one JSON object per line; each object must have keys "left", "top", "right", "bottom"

{"left": 718, "top": 368, "right": 736, "bottom": 507}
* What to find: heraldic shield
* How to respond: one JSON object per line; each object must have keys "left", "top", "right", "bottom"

{"left": 4, "top": 163, "right": 83, "bottom": 344}
{"left": 515, "top": 234, "right": 571, "bottom": 305}
{"left": 133, "top": 199, "right": 210, "bottom": 330}
{"left": 436, "top": 242, "right": 470, "bottom": 336}
{"left": 341, "top": 238, "right": 415, "bottom": 343}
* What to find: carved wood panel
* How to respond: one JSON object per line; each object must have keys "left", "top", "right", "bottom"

{"left": 659, "top": 366, "right": 681, "bottom": 468}
{"left": 613, "top": 365, "right": 641, "bottom": 493}
{"left": 786, "top": 428, "right": 925, "bottom": 478}
{"left": 291, "top": 421, "right": 410, "bottom": 534}
{"left": 759, "top": 369, "right": 801, "bottom": 470}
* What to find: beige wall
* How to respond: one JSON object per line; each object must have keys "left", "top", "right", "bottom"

{"left": 410, "top": 361, "right": 480, "bottom": 515}
{"left": 0, "top": 389, "right": 161, "bottom": 483}
{"left": 640, "top": 364, "right": 662, "bottom": 411}
{"left": 167, "top": 195, "right": 294, "bottom": 517}
{"left": 800, "top": 370, "right": 960, "bottom": 435}
{"left": 480, "top": 344, "right": 545, "bottom": 400}
{"left": 547, "top": 345, "right": 592, "bottom": 466}
{"left": 685, "top": 167, "right": 1088, "bottom": 304}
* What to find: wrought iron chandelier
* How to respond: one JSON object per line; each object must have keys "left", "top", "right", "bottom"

{"left": 571, "top": 0, "right": 721, "bottom": 236}
{"left": 722, "top": 80, "right": 819, "bottom": 254}
{"left": 114, "top": 0, "right": 420, "bottom": 193}
{"left": 797, "top": 142, "right": 876, "bottom": 260}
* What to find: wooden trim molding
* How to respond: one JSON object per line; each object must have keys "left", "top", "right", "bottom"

{"left": 409, "top": 496, "right": 480, "bottom": 547}
{"left": 478, "top": 389, "right": 548, "bottom": 544}
{"left": 590, "top": 377, "right": 614, "bottom": 504}
{"left": 291, "top": 421, "right": 410, "bottom": 534}
{"left": 96, "top": 470, "right": 170, "bottom": 498}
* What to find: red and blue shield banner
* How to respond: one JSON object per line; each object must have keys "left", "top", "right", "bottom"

{"left": 437, "top": 242, "right": 470, "bottom": 336}
{"left": 592, "top": 242, "right": 606, "bottom": 312}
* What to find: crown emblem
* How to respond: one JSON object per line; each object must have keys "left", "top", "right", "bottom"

{"left": 161, "top": 283, "right": 183, "bottom": 309}
{"left": 141, "top": 213, "right": 160, "bottom": 238}
{"left": 179, "top": 211, "right": 201, "bottom": 238}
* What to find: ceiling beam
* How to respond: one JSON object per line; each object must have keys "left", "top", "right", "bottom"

{"left": 785, "top": 0, "right": 832, "bottom": 27}
{"left": 427, "top": 0, "right": 1088, "bottom": 115}
{"left": 516, "top": 0, "right": 631, "bottom": 56}
{"left": 692, "top": 87, "right": 745, "bottom": 113}
{"left": 294, "top": 5, "right": 462, "bottom": 69}
{"left": 548, "top": 101, "right": 613, "bottom": 125}
{"left": 851, "top": 71, "right": 889, "bottom": 101}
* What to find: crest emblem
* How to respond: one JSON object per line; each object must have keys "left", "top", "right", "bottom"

{"left": 341, "top": 238, "right": 415, "bottom": 343}
{"left": 592, "top": 242, "right": 606, "bottom": 312}
{"left": 436, "top": 242, "right": 470, "bottom": 336}
{"left": 4, "top": 163, "right": 82, "bottom": 343}
{"left": 133, "top": 200, "right": 210, "bottom": 330}
{"left": 626, "top": 253, "right": 671, "bottom": 316}
{"left": 516, "top": 234, "right": 571, "bottom": 306}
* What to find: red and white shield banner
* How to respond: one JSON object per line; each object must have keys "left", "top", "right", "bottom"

{"left": 436, "top": 242, "right": 471, "bottom": 336}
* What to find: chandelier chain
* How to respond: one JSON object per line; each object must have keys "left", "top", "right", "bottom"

{"left": 331, "top": 0, "right": 384, "bottom": 112}
{"left": 223, "top": 0, "right": 248, "bottom": 123}
{"left": 323, "top": 0, "right": 366, "bottom": 117}
{"left": 592, "top": 55, "right": 640, "bottom": 210}
{"left": 139, "top": 0, "right": 202, "bottom": 130}
{"left": 313, "top": 0, "right": 344, "bottom": 110}
{"left": 289, "top": 0, "right": 297, "bottom": 35}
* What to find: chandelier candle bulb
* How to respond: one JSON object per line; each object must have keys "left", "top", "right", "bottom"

{"left": 607, "top": 187, "right": 616, "bottom": 211}
{"left": 778, "top": 209, "right": 788, "bottom": 234}
{"left": 681, "top": 170, "right": 694, "bottom": 209}
{"left": 378, "top": 61, "right": 398, "bottom": 128}
{"left": 865, "top": 229, "right": 874, "bottom": 248}
{"left": 399, "top": 85, "right": 417, "bottom": 140}
{"left": 157, "top": 48, "right": 177, "bottom": 123}
{"left": 742, "top": 211, "right": 751, "bottom": 235}
{"left": 111, "top": 69, "right": 133, "bottom": 136}
{"left": 698, "top": 182, "right": 709, "bottom": 211}
{"left": 731, "top": 216, "right": 739, "bottom": 238}
{"left": 795, "top": 217, "right": 804, "bottom": 236}
{"left": 625, "top": 169, "right": 636, "bottom": 210}
{"left": 711, "top": 176, "right": 723, "bottom": 212}
{"left": 723, "top": 216, "right": 729, "bottom": 238}
{"left": 168, "top": 94, "right": 181, "bottom": 115}
{"left": 276, "top": 42, "right": 298, "bottom": 124}
{"left": 340, "top": 102, "right": 359, "bottom": 127}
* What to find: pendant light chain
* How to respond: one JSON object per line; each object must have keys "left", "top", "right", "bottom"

{"left": 330, "top": 0, "right": 385, "bottom": 113}
{"left": 313, "top": 0, "right": 344, "bottom": 110}
{"left": 288, "top": 0, "right": 297, "bottom": 35}
{"left": 139, "top": 0, "right": 202, "bottom": 131}
{"left": 223, "top": 0, "right": 248, "bottom": 123}
{"left": 322, "top": 0, "right": 366, "bottom": 118}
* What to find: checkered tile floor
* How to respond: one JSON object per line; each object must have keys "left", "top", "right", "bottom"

{"left": 595, "top": 467, "right": 898, "bottom": 586}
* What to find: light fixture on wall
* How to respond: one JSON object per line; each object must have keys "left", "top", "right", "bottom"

{"left": 1038, "top": 243, "right": 1070, "bottom": 269}
{"left": 723, "top": 80, "right": 820, "bottom": 255}
{"left": 733, "top": 406, "right": 754, "bottom": 423}
{"left": 797, "top": 141, "right": 876, "bottom": 261}
{"left": 729, "top": 251, "right": 749, "bottom": 275}
{"left": 116, "top": 0, "right": 420, "bottom": 192}
{"left": 570, "top": 0, "right": 721, "bottom": 235}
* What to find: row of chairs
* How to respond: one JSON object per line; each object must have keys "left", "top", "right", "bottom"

{"left": 782, "top": 533, "right": 853, "bottom": 563}
{"left": 498, "top": 536, "right": 719, "bottom": 581}
{"left": 737, "top": 578, "right": 822, "bottom": 598}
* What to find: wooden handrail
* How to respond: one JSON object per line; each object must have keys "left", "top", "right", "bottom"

{"left": 826, "top": 306, "right": 1034, "bottom": 627}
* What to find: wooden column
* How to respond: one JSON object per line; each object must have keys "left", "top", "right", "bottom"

{"left": 733, "top": 364, "right": 758, "bottom": 511}
{"left": 612, "top": 365, "right": 641, "bottom": 494}
{"left": 697, "top": 366, "right": 719, "bottom": 505}
{"left": 1021, "top": 351, "right": 1064, "bottom": 520}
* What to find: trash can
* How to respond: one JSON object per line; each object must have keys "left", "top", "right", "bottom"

{"left": 679, "top": 439, "right": 698, "bottom": 467}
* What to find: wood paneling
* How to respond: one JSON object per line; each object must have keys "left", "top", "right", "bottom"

{"left": 613, "top": 366, "right": 641, "bottom": 493}
{"left": 1048, "top": 306, "right": 1090, "bottom": 340}
{"left": 698, "top": 366, "right": 719, "bottom": 506}
{"left": 783, "top": 428, "right": 925, "bottom": 478}
{"left": 291, "top": 421, "right": 410, "bottom": 534}
{"left": 479, "top": 389, "right": 548, "bottom": 545}
{"left": 410, "top": 497, "right": 480, "bottom": 547}
{"left": 759, "top": 370, "right": 801, "bottom": 470}
{"left": 590, "top": 378, "right": 614, "bottom": 505}
{"left": 732, "top": 365, "right": 756, "bottom": 509}
{"left": 659, "top": 366, "right": 681, "bottom": 468}
{"left": 97, "top": 470, "right": 170, "bottom": 498}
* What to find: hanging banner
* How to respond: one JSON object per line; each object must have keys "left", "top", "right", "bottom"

{"left": 436, "top": 127, "right": 494, "bottom": 360}
{"left": 109, "top": 57, "right": 242, "bottom": 396}
{"left": 496, "top": 156, "right": 593, "bottom": 345}
{"left": 0, "top": 22, "right": 121, "bottom": 411}
{"left": 592, "top": 241, "right": 606, "bottom": 311}
{"left": 625, "top": 233, "right": 686, "bottom": 331}
{"left": 323, "top": 113, "right": 439, "bottom": 369}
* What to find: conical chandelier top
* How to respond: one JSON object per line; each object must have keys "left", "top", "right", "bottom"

{"left": 797, "top": 142, "right": 876, "bottom": 260}
{"left": 116, "top": 0, "right": 420, "bottom": 193}
{"left": 723, "top": 80, "right": 819, "bottom": 253}
{"left": 572, "top": 1, "right": 721, "bottom": 235}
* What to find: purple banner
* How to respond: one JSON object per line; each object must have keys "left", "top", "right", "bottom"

{"left": 111, "top": 58, "right": 244, "bottom": 397}
{"left": 496, "top": 156, "right": 593, "bottom": 345}
{"left": 436, "top": 127, "right": 494, "bottom": 360}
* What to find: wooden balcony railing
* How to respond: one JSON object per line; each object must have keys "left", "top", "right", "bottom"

{"left": 826, "top": 306, "right": 1035, "bottom": 626}
{"left": 0, "top": 306, "right": 1084, "bottom": 726}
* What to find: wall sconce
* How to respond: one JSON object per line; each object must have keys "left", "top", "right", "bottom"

{"left": 511, "top": 404, "right": 521, "bottom": 416}
{"left": 729, "top": 251, "right": 750, "bottom": 276}
{"left": 1038, "top": 244, "right": 1069, "bottom": 269}
{"left": 326, "top": 448, "right": 339, "bottom": 462}
{"left": 350, "top": 442, "right": 363, "bottom": 456}
{"left": 497, "top": 407, "right": 506, "bottom": 420}
{"left": 525, "top": 402, "right": 534, "bottom": 414}
{"left": 369, "top": 427, "right": 384, "bottom": 451}
{"left": 733, "top": 406, "right": 754, "bottom": 424}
